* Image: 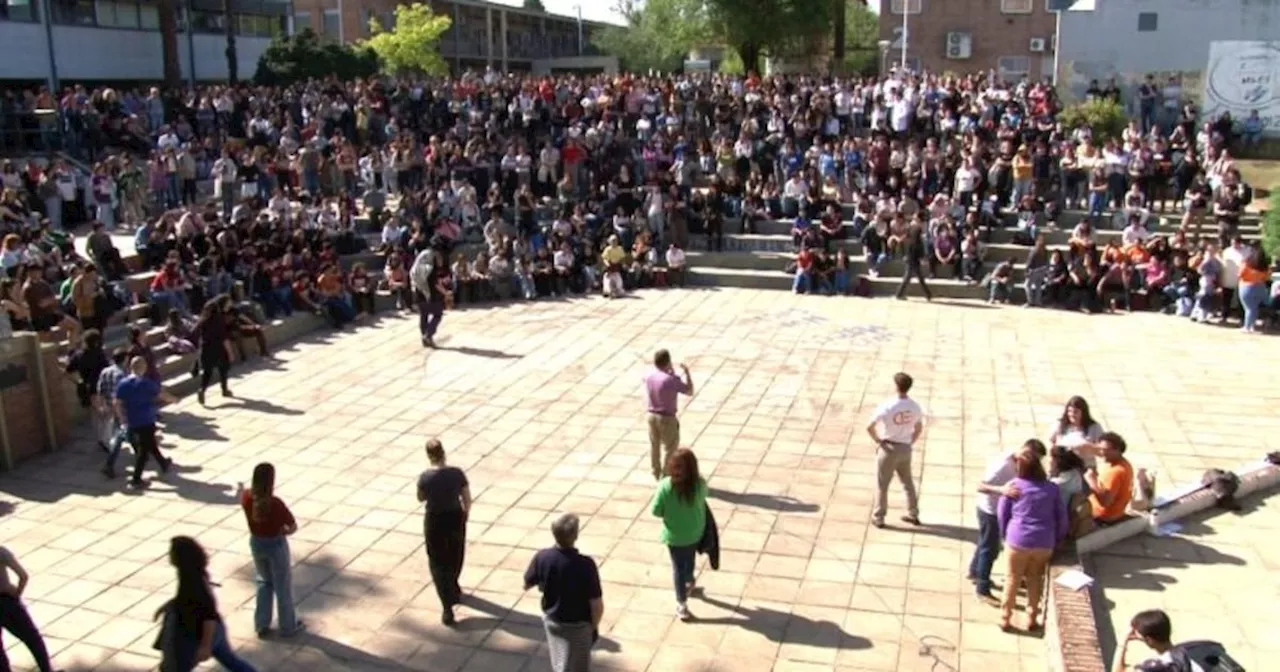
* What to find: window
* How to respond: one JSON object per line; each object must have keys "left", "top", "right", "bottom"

{"left": 381, "top": 11, "right": 394, "bottom": 30}
{"left": 138, "top": 2, "right": 156, "bottom": 28}
{"left": 191, "top": 10, "right": 225, "bottom": 32}
{"left": 1001, "top": 0, "right": 1033, "bottom": 13}
{"left": 97, "top": 0, "right": 139, "bottom": 28}
{"left": 889, "top": 0, "right": 921, "bottom": 15}
{"left": 293, "top": 10, "right": 310, "bottom": 33}
{"left": 1137, "top": 12, "right": 1157, "bottom": 31}
{"left": 51, "top": 0, "right": 95, "bottom": 24}
{"left": 321, "top": 8, "right": 339, "bottom": 37}
{"left": 998, "top": 55, "right": 1032, "bottom": 82}
{"left": 1, "top": 0, "right": 37, "bottom": 21}
{"left": 238, "top": 13, "right": 280, "bottom": 37}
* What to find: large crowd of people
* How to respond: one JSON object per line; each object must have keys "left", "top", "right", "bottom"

{"left": 0, "top": 65, "right": 1270, "bottom": 672}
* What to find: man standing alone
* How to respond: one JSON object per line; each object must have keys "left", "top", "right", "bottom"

{"left": 412, "top": 240, "right": 450, "bottom": 348}
{"left": 645, "top": 349, "right": 693, "bottom": 480}
{"left": 416, "top": 438, "right": 471, "bottom": 626}
{"left": 114, "top": 356, "right": 176, "bottom": 488}
{"left": 866, "top": 372, "right": 924, "bottom": 528}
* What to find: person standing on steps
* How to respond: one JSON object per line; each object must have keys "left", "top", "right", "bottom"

{"left": 239, "top": 463, "right": 305, "bottom": 639}
{"left": 115, "top": 355, "right": 176, "bottom": 489}
{"left": 644, "top": 349, "right": 693, "bottom": 480}
{"left": 195, "top": 296, "right": 232, "bottom": 406}
{"left": 866, "top": 372, "right": 924, "bottom": 529}
{"left": 895, "top": 224, "right": 933, "bottom": 301}
{"left": 412, "top": 239, "right": 451, "bottom": 348}
{"left": 417, "top": 438, "right": 472, "bottom": 626}
{"left": 0, "top": 546, "right": 65, "bottom": 672}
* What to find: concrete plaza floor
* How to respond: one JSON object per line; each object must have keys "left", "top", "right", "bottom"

{"left": 1, "top": 288, "right": 1276, "bottom": 671}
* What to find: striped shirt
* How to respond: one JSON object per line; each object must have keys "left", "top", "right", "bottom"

{"left": 96, "top": 364, "right": 125, "bottom": 404}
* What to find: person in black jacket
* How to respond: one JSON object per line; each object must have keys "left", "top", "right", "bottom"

{"left": 895, "top": 225, "right": 933, "bottom": 301}
{"left": 195, "top": 296, "right": 231, "bottom": 406}
{"left": 155, "top": 536, "right": 257, "bottom": 672}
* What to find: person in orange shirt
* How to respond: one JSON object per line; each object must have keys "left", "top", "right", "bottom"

{"left": 1237, "top": 251, "right": 1271, "bottom": 333}
{"left": 1086, "top": 432, "right": 1133, "bottom": 525}
{"left": 315, "top": 264, "right": 356, "bottom": 327}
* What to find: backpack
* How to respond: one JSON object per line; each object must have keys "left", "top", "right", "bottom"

{"left": 410, "top": 248, "right": 435, "bottom": 298}
{"left": 1066, "top": 490, "right": 1095, "bottom": 539}
{"left": 1137, "top": 641, "right": 1245, "bottom": 672}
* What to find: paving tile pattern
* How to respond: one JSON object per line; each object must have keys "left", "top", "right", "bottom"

{"left": 1, "top": 289, "right": 1276, "bottom": 671}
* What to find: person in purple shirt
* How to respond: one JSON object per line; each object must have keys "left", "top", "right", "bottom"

{"left": 996, "top": 450, "right": 1068, "bottom": 633}
{"left": 644, "top": 349, "right": 693, "bottom": 480}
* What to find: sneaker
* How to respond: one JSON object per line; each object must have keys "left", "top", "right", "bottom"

{"left": 975, "top": 592, "right": 1001, "bottom": 607}
{"left": 900, "top": 515, "right": 922, "bottom": 526}
{"left": 675, "top": 602, "right": 692, "bottom": 621}
{"left": 159, "top": 457, "right": 173, "bottom": 474}
{"left": 197, "top": 389, "right": 206, "bottom": 405}
{"left": 221, "top": 387, "right": 233, "bottom": 398}
{"left": 280, "top": 621, "right": 306, "bottom": 638}
{"left": 256, "top": 628, "right": 271, "bottom": 639}
{"left": 442, "top": 608, "right": 456, "bottom": 626}
{"left": 871, "top": 519, "right": 885, "bottom": 529}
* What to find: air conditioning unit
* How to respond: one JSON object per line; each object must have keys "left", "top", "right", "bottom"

{"left": 1029, "top": 37, "right": 1047, "bottom": 52}
{"left": 945, "top": 32, "right": 972, "bottom": 60}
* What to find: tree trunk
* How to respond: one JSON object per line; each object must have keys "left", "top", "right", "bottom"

{"left": 738, "top": 42, "right": 761, "bottom": 77}
{"left": 832, "top": 0, "right": 847, "bottom": 73}
{"left": 223, "top": 0, "right": 237, "bottom": 83}
{"left": 158, "top": 0, "right": 181, "bottom": 88}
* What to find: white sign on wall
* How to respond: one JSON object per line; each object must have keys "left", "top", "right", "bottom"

{"left": 1203, "top": 41, "right": 1280, "bottom": 136}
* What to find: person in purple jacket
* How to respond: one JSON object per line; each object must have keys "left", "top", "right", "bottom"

{"left": 996, "top": 450, "right": 1068, "bottom": 633}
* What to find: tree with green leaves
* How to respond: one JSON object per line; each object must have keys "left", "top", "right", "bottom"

{"left": 841, "top": 0, "right": 880, "bottom": 75}
{"left": 706, "top": 0, "right": 833, "bottom": 75}
{"left": 363, "top": 3, "right": 452, "bottom": 76}
{"left": 595, "top": 0, "right": 710, "bottom": 73}
{"left": 253, "top": 29, "right": 380, "bottom": 86}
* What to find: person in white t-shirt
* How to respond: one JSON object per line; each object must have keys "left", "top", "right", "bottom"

{"left": 969, "top": 440, "right": 1047, "bottom": 602}
{"left": 865, "top": 372, "right": 924, "bottom": 528}
{"left": 665, "top": 243, "right": 686, "bottom": 287}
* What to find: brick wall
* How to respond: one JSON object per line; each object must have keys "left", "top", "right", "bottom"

{"left": 879, "top": 0, "right": 1057, "bottom": 80}
{"left": 1046, "top": 544, "right": 1108, "bottom": 672}
{"left": 0, "top": 335, "right": 74, "bottom": 469}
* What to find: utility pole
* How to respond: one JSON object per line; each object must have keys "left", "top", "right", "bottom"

{"left": 223, "top": 0, "right": 238, "bottom": 83}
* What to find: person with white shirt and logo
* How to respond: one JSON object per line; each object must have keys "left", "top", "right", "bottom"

{"left": 969, "top": 440, "right": 1047, "bottom": 604}
{"left": 1219, "top": 236, "right": 1246, "bottom": 325}
{"left": 665, "top": 243, "right": 687, "bottom": 287}
{"left": 865, "top": 372, "right": 924, "bottom": 529}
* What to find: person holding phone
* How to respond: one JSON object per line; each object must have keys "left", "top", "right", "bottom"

{"left": 239, "top": 463, "right": 305, "bottom": 639}
{"left": 644, "top": 349, "right": 693, "bottom": 480}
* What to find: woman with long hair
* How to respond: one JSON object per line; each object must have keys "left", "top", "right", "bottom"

{"left": 997, "top": 453, "right": 1067, "bottom": 633}
{"left": 1048, "top": 396, "right": 1104, "bottom": 468}
{"left": 195, "top": 294, "right": 231, "bottom": 406}
{"left": 1238, "top": 249, "right": 1270, "bottom": 333}
{"left": 649, "top": 448, "right": 708, "bottom": 621}
{"left": 155, "top": 536, "right": 257, "bottom": 671}
{"left": 239, "top": 463, "right": 304, "bottom": 639}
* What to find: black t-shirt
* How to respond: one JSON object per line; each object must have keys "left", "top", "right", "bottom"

{"left": 523, "top": 547, "right": 602, "bottom": 624}
{"left": 417, "top": 466, "right": 467, "bottom": 514}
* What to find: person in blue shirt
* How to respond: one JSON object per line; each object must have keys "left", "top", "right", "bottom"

{"left": 114, "top": 356, "right": 176, "bottom": 488}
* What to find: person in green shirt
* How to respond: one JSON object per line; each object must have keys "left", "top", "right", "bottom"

{"left": 649, "top": 448, "right": 707, "bottom": 621}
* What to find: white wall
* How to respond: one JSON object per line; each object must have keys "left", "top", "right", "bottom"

{"left": 0, "top": 23, "right": 271, "bottom": 82}
{"left": 531, "top": 56, "right": 618, "bottom": 76}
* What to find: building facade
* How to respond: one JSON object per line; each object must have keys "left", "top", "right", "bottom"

{"left": 1056, "top": 0, "right": 1280, "bottom": 104}
{"left": 290, "top": 0, "right": 613, "bottom": 74}
{"left": 878, "top": 0, "right": 1057, "bottom": 82}
{"left": 0, "top": 0, "right": 289, "bottom": 83}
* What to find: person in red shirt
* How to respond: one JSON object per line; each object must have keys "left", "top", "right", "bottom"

{"left": 150, "top": 260, "right": 193, "bottom": 318}
{"left": 792, "top": 246, "right": 815, "bottom": 294}
{"left": 239, "top": 462, "right": 305, "bottom": 639}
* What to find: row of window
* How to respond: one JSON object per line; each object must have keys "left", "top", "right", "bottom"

{"left": 892, "top": 0, "right": 1052, "bottom": 14}
{"left": 0, "top": 0, "right": 283, "bottom": 35}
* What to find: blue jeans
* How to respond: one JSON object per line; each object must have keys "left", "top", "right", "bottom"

{"left": 257, "top": 287, "right": 293, "bottom": 319}
{"left": 104, "top": 423, "right": 127, "bottom": 470}
{"left": 792, "top": 270, "right": 811, "bottom": 294}
{"left": 249, "top": 535, "right": 298, "bottom": 634}
{"left": 154, "top": 289, "right": 192, "bottom": 318}
{"left": 833, "top": 269, "right": 849, "bottom": 294}
{"left": 211, "top": 621, "right": 258, "bottom": 672}
{"left": 968, "top": 510, "right": 1001, "bottom": 596}
{"left": 1240, "top": 282, "right": 1267, "bottom": 330}
{"left": 867, "top": 252, "right": 889, "bottom": 275}
{"left": 668, "top": 544, "right": 697, "bottom": 603}
{"left": 1087, "top": 192, "right": 1106, "bottom": 221}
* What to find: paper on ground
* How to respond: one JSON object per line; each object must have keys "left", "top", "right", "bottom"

{"left": 1055, "top": 569, "right": 1094, "bottom": 591}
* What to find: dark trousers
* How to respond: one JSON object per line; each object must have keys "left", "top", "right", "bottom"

{"left": 200, "top": 352, "right": 229, "bottom": 394}
{"left": 895, "top": 261, "right": 932, "bottom": 300}
{"left": 128, "top": 423, "right": 165, "bottom": 484}
{"left": 418, "top": 295, "right": 444, "bottom": 338}
{"left": 968, "top": 510, "right": 1002, "bottom": 596}
{"left": 0, "top": 594, "right": 55, "bottom": 672}
{"left": 424, "top": 510, "right": 466, "bottom": 610}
